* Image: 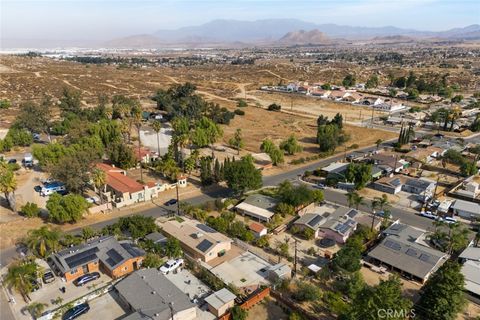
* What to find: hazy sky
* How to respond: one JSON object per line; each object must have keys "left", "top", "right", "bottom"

{"left": 1, "top": 0, "right": 479, "bottom": 41}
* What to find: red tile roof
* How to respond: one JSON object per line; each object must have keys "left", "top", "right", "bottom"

{"left": 96, "top": 163, "right": 144, "bottom": 194}
{"left": 249, "top": 222, "right": 266, "bottom": 233}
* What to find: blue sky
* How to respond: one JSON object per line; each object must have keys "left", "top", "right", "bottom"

{"left": 1, "top": 0, "right": 479, "bottom": 40}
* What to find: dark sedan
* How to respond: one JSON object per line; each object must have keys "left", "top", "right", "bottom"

{"left": 62, "top": 303, "right": 90, "bottom": 320}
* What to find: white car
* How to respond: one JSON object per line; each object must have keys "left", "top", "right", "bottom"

{"left": 159, "top": 259, "right": 184, "bottom": 275}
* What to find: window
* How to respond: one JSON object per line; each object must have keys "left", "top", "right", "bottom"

{"left": 124, "top": 266, "right": 128, "bottom": 271}
{"left": 70, "top": 269, "right": 78, "bottom": 275}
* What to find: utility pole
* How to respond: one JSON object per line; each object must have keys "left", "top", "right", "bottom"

{"left": 292, "top": 237, "right": 298, "bottom": 278}
{"left": 371, "top": 107, "right": 375, "bottom": 128}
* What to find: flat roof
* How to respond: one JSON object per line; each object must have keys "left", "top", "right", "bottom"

{"left": 452, "top": 200, "right": 480, "bottom": 214}
{"left": 462, "top": 260, "right": 480, "bottom": 295}
{"left": 321, "top": 162, "right": 349, "bottom": 173}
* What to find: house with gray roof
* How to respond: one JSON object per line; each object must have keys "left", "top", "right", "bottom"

{"left": 115, "top": 269, "right": 197, "bottom": 320}
{"left": 235, "top": 194, "right": 278, "bottom": 222}
{"left": 459, "top": 246, "right": 480, "bottom": 298}
{"left": 48, "top": 236, "right": 145, "bottom": 282}
{"left": 293, "top": 206, "right": 358, "bottom": 243}
{"left": 367, "top": 223, "right": 448, "bottom": 283}
{"left": 452, "top": 199, "right": 480, "bottom": 220}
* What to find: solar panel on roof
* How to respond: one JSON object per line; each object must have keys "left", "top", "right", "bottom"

{"left": 384, "top": 240, "right": 401, "bottom": 251}
{"left": 405, "top": 248, "right": 417, "bottom": 257}
{"left": 391, "top": 178, "right": 401, "bottom": 187}
{"left": 196, "top": 224, "right": 217, "bottom": 233}
{"left": 347, "top": 210, "right": 358, "bottom": 218}
{"left": 120, "top": 243, "right": 143, "bottom": 257}
{"left": 196, "top": 239, "right": 213, "bottom": 252}
{"left": 390, "top": 224, "right": 402, "bottom": 231}
{"left": 106, "top": 249, "right": 123, "bottom": 266}
{"left": 419, "top": 254, "right": 430, "bottom": 262}
{"left": 307, "top": 215, "right": 323, "bottom": 227}
{"left": 64, "top": 247, "right": 99, "bottom": 269}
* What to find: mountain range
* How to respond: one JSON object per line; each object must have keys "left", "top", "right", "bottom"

{"left": 105, "top": 19, "right": 480, "bottom": 48}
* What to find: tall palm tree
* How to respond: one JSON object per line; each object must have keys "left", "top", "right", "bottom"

{"left": 0, "top": 160, "right": 17, "bottom": 211}
{"left": 370, "top": 198, "right": 380, "bottom": 231}
{"left": 4, "top": 260, "right": 39, "bottom": 302}
{"left": 346, "top": 191, "right": 356, "bottom": 208}
{"left": 374, "top": 194, "right": 390, "bottom": 212}
{"left": 25, "top": 226, "right": 61, "bottom": 258}
{"left": 131, "top": 103, "right": 143, "bottom": 182}
{"left": 91, "top": 168, "right": 106, "bottom": 204}
{"left": 151, "top": 120, "right": 163, "bottom": 156}
{"left": 353, "top": 193, "right": 365, "bottom": 210}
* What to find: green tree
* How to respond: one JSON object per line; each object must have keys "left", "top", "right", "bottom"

{"left": 224, "top": 155, "right": 262, "bottom": 195}
{"left": 27, "top": 302, "right": 49, "bottom": 318}
{"left": 142, "top": 253, "right": 164, "bottom": 268}
{"left": 20, "top": 202, "right": 40, "bottom": 218}
{"left": 81, "top": 227, "right": 96, "bottom": 242}
{"left": 261, "top": 139, "right": 284, "bottom": 165}
{"left": 24, "top": 226, "right": 61, "bottom": 258}
{"left": 46, "top": 193, "right": 89, "bottom": 224}
{"left": 280, "top": 135, "right": 303, "bottom": 155}
{"left": 293, "top": 281, "right": 322, "bottom": 302}
{"left": 343, "top": 276, "right": 412, "bottom": 320}
{"left": 151, "top": 120, "right": 163, "bottom": 156}
{"left": 416, "top": 261, "right": 466, "bottom": 320}
{"left": 50, "top": 151, "right": 98, "bottom": 193}
{"left": 108, "top": 142, "right": 136, "bottom": 169}
{"left": 4, "top": 259, "right": 39, "bottom": 302}
{"left": 117, "top": 215, "right": 157, "bottom": 239}
{"left": 237, "top": 99, "right": 247, "bottom": 108}
{"left": 228, "top": 128, "right": 244, "bottom": 155}
{"left": 317, "top": 123, "right": 341, "bottom": 152}
{"left": 231, "top": 305, "right": 248, "bottom": 320}
{"left": 59, "top": 87, "right": 82, "bottom": 115}
{"left": 451, "top": 95, "right": 463, "bottom": 103}
{"left": 375, "top": 139, "right": 383, "bottom": 150}
{"left": 0, "top": 160, "right": 17, "bottom": 211}
{"left": 365, "top": 75, "right": 379, "bottom": 89}
{"left": 91, "top": 168, "right": 106, "bottom": 204}
{"left": 15, "top": 98, "right": 51, "bottom": 136}
{"left": 342, "top": 74, "right": 356, "bottom": 87}
{"left": 164, "top": 237, "right": 183, "bottom": 258}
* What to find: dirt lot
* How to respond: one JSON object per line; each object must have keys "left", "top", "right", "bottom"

{"left": 246, "top": 297, "right": 288, "bottom": 320}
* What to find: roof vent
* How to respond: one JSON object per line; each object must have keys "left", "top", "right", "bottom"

{"left": 152, "top": 291, "right": 156, "bottom": 295}
{"left": 194, "top": 232, "right": 203, "bottom": 239}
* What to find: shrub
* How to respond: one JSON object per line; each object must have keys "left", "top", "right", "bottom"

{"left": 21, "top": 202, "right": 41, "bottom": 218}
{"left": 0, "top": 99, "right": 11, "bottom": 109}
{"left": 267, "top": 103, "right": 281, "bottom": 111}
{"left": 234, "top": 109, "right": 245, "bottom": 115}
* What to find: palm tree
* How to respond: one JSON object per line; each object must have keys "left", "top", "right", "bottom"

{"left": 374, "top": 194, "right": 390, "bottom": 212}
{"left": 4, "top": 260, "right": 39, "bottom": 302}
{"left": 0, "top": 160, "right": 17, "bottom": 211}
{"left": 346, "top": 191, "right": 356, "bottom": 208}
{"left": 446, "top": 222, "right": 470, "bottom": 254}
{"left": 353, "top": 193, "right": 365, "bottom": 210}
{"left": 151, "top": 120, "right": 163, "bottom": 156}
{"left": 370, "top": 198, "right": 380, "bottom": 231}
{"left": 91, "top": 168, "right": 106, "bottom": 204}
{"left": 131, "top": 103, "right": 144, "bottom": 182}
{"left": 82, "top": 227, "right": 96, "bottom": 242}
{"left": 25, "top": 226, "right": 61, "bottom": 258}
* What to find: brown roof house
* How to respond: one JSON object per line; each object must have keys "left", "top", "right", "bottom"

{"left": 161, "top": 218, "right": 232, "bottom": 262}
{"left": 48, "top": 236, "right": 145, "bottom": 282}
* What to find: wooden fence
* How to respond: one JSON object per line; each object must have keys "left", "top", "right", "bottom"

{"left": 218, "top": 287, "right": 271, "bottom": 320}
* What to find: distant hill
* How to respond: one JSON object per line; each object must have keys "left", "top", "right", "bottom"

{"left": 97, "top": 20, "right": 480, "bottom": 48}
{"left": 277, "top": 29, "right": 330, "bottom": 45}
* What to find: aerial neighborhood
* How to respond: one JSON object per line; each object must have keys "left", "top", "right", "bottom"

{"left": 1, "top": 4, "right": 480, "bottom": 320}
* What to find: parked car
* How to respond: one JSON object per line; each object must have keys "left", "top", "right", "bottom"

{"left": 315, "top": 183, "right": 326, "bottom": 189}
{"left": 164, "top": 199, "right": 178, "bottom": 206}
{"left": 62, "top": 303, "right": 90, "bottom": 320}
{"left": 85, "top": 196, "right": 99, "bottom": 204}
{"left": 42, "top": 270, "right": 55, "bottom": 284}
{"left": 73, "top": 272, "right": 100, "bottom": 287}
{"left": 444, "top": 217, "right": 457, "bottom": 224}
{"left": 159, "top": 258, "right": 184, "bottom": 274}
{"left": 7, "top": 159, "right": 17, "bottom": 164}
{"left": 34, "top": 185, "right": 42, "bottom": 193}
{"left": 41, "top": 182, "right": 66, "bottom": 196}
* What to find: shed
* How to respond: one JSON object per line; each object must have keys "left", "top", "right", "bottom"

{"left": 204, "top": 288, "right": 237, "bottom": 317}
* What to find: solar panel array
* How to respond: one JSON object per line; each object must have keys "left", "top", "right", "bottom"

{"left": 196, "top": 224, "right": 217, "bottom": 234}
{"left": 391, "top": 178, "right": 401, "bottom": 187}
{"left": 347, "top": 209, "right": 358, "bottom": 218}
{"left": 334, "top": 223, "right": 350, "bottom": 235}
{"left": 65, "top": 247, "right": 99, "bottom": 269}
{"left": 384, "top": 240, "right": 401, "bottom": 251}
{"left": 419, "top": 254, "right": 430, "bottom": 262}
{"left": 405, "top": 248, "right": 418, "bottom": 257}
{"left": 120, "top": 243, "right": 144, "bottom": 257}
{"left": 105, "top": 249, "right": 124, "bottom": 267}
{"left": 196, "top": 239, "right": 214, "bottom": 252}
{"left": 307, "top": 215, "right": 323, "bottom": 227}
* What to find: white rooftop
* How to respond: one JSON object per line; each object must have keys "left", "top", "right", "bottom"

{"left": 204, "top": 288, "right": 236, "bottom": 310}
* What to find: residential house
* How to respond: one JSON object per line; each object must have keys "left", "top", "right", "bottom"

{"left": 311, "top": 89, "right": 331, "bottom": 98}
{"left": 329, "top": 90, "right": 347, "bottom": 101}
{"left": 248, "top": 222, "right": 268, "bottom": 238}
{"left": 293, "top": 206, "right": 358, "bottom": 244}
{"left": 373, "top": 176, "right": 404, "bottom": 194}
{"left": 320, "top": 162, "right": 350, "bottom": 180}
{"left": 342, "top": 92, "right": 362, "bottom": 103}
{"left": 135, "top": 147, "right": 153, "bottom": 164}
{"left": 373, "top": 102, "right": 406, "bottom": 112}
{"left": 161, "top": 218, "right": 232, "bottom": 262}
{"left": 406, "top": 146, "right": 443, "bottom": 164}
{"left": 451, "top": 200, "right": 480, "bottom": 220}
{"left": 48, "top": 236, "right": 145, "bottom": 282}
{"left": 267, "top": 263, "right": 292, "bottom": 282}
{"left": 367, "top": 223, "right": 449, "bottom": 283}
{"left": 459, "top": 246, "right": 480, "bottom": 299}
{"left": 369, "top": 153, "right": 408, "bottom": 173}
{"left": 96, "top": 163, "right": 166, "bottom": 208}
{"left": 115, "top": 269, "right": 197, "bottom": 320}
{"left": 235, "top": 194, "right": 278, "bottom": 222}
{"left": 401, "top": 178, "right": 436, "bottom": 197}
{"left": 204, "top": 288, "right": 236, "bottom": 317}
